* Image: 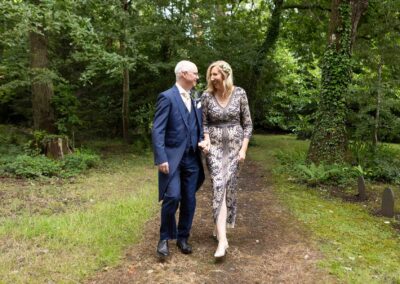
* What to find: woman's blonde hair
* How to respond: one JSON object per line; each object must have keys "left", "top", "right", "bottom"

{"left": 206, "top": 60, "right": 234, "bottom": 98}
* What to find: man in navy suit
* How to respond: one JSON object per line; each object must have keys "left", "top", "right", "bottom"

{"left": 152, "top": 60, "right": 205, "bottom": 258}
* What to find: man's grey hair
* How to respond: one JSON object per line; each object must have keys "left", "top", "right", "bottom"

{"left": 175, "top": 60, "right": 196, "bottom": 80}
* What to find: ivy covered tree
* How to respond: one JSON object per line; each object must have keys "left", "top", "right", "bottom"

{"left": 307, "top": 0, "right": 368, "bottom": 164}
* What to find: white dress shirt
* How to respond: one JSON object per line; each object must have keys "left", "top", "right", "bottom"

{"left": 176, "top": 83, "right": 191, "bottom": 112}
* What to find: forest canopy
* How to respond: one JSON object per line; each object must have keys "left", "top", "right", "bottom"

{"left": 0, "top": 0, "right": 399, "bottom": 146}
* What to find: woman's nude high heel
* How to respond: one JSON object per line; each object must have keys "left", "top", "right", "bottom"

{"left": 214, "top": 240, "right": 229, "bottom": 258}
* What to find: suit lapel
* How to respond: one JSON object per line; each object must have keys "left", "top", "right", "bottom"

{"left": 172, "top": 86, "right": 189, "bottom": 129}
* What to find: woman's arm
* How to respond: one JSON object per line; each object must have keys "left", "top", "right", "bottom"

{"left": 198, "top": 93, "right": 211, "bottom": 153}
{"left": 239, "top": 138, "right": 249, "bottom": 162}
{"left": 239, "top": 89, "right": 253, "bottom": 162}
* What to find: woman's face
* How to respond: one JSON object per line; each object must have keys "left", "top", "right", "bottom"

{"left": 210, "top": 66, "right": 224, "bottom": 89}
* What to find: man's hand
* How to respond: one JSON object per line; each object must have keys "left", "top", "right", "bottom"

{"left": 158, "top": 162, "right": 169, "bottom": 174}
{"left": 198, "top": 140, "right": 210, "bottom": 154}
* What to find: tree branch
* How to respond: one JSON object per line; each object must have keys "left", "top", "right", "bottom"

{"left": 282, "top": 4, "right": 331, "bottom": 12}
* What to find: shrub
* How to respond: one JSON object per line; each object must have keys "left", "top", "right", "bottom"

{"left": 296, "top": 163, "right": 357, "bottom": 187}
{"left": 61, "top": 150, "right": 100, "bottom": 177}
{"left": 0, "top": 150, "right": 100, "bottom": 179}
{"left": 0, "top": 125, "right": 101, "bottom": 179}
{"left": 274, "top": 150, "right": 358, "bottom": 187}
{"left": 274, "top": 149, "right": 306, "bottom": 166}
{"left": 349, "top": 141, "right": 400, "bottom": 184}
{"left": 4, "top": 155, "right": 62, "bottom": 178}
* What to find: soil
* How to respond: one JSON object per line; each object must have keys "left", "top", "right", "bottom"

{"left": 86, "top": 160, "right": 336, "bottom": 283}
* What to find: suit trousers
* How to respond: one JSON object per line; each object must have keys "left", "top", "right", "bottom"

{"left": 160, "top": 149, "right": 201, "bottom": 241}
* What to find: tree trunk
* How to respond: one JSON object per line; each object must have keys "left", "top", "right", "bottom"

{"left": 249, "top": 0, "right": 284, "bottom": 118}
{"left": 45, "top": 137, "right": 72, "bottom": 159}
{"left": 122, "top": 66, "right": 129, "bottom": 142}
{"left": 307, "top": 0, "right": 368, "bottom": 164}
{"left": 29, "top": 19, "right": 55, "bottom": 133}
{"left": 373, "top": 58, "right": 383, "bottom": 146}
{"left": 121, "top": 0, "right": 130, "bottom": 142}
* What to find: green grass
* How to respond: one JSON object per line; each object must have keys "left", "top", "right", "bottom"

{"left": 249, "top": 134, "right": 400, "bottom": 284}
{"left": 0, "top": 143, "right": 158, "bottom": 283}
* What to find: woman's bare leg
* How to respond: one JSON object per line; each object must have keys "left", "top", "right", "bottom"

{"left": 214, "top": 189, "right": 228, "bottom": 257}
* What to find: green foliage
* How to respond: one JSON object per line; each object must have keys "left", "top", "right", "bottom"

{"left": 0, "top": 150, "right": 100, "bottom": 179}
{"left": 0, "top": 125, "right": 30, "bottom": 144}
{"left": 275, "top": 138, "right": 400, "bottom": 187}
{"left": 0, "top": 147, "right": 158, "bottom": 283}
{"left": 349, "top": 141, "right": 400, "bottom": 184}
{"left": 350, "top": 0, "right": 400, "bottom": 142}
{"left": 0, "top": 125, "right": 31, "bottom": 158}
{"left": 296, "top": 163, "right": 341, "bottom": 186}
{"left": 61, "top": 150, "right": 101, "bottom": 178}
{"left": 251, "top": 134, "right": 400, "bottom": 283}
{"left": 0, "top": 126, "right": 100, "bottom": 178}
{"left": 307, "top": 3, "right": 353, "bottom": 164}
{"left": 256, "top": 42, "right": 319, "bottom": 133}
{"left": 1, "top": 0, "right": 400, "bottom": 144}
{"left": 130, "top": 103, "right": 155, "bottom": 134}
{"left": 53, "top": 83, "right": 82, "bottom": 134}
{"left": 275, "top": 150, "right": 357, "bottom": 187}
{"left": 2, "top": 155, "right": 61, "bottom": 178}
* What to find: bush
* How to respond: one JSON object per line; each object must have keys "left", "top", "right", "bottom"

{"left": 0, "top": 150, "right": 100, "bottom": 179}
{"left": 274, "top": 150, "right": 358, "bottom": 187}
{"left": 349, "top": 141, "right": 400, "bottom": 184}
{"left": 0, "top": 125, "right": 101, "bottom": 179}
{"left": 61, "top": 150, "right": 100, "bottom": 177}
{"left": 4, "top": 155, "right": 62, "bottom": 178}
{"left": 296, "top": 163, "right": 357, "bottom": 187}
{"left": 275, "top": 149, "right": 306, "bottom": 166}
{"left": 275, "top": 141, "right": 400, "bottom": 187}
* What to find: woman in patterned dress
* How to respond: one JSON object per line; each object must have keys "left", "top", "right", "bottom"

{"left": 198, "top": 61, "right": 253, "bottom": 258}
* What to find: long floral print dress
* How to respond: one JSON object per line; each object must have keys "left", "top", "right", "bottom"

{"left": 201, "top": 87, "right": 253, "bottom": 228}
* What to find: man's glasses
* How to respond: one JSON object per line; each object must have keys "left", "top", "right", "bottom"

{"left": 184, "top": 71, "right": 199, "bottom": 77}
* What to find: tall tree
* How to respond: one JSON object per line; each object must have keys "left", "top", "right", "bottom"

{"left": 307, "top": 0, "right": 368, "bottom": 164}
{"left": 350, "top": 0, "right": 400, "bottom": 144}
{"left": 249, "top": 0, "right": 284, "bottom": 120}
{"left": 29, "top": 0, "right": 55, "bottom": 132}
{"left": 121, "top": 0, "right": 131, "bottom": 142}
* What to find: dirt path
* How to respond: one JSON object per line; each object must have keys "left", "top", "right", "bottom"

{"left": 87, "top": 160, "right": 335, "bottom": 283}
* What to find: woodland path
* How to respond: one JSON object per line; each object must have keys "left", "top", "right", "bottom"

{"left": 87, "top": 159, "right": 335, "bottom": 283}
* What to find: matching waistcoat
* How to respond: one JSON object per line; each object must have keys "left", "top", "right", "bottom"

{"left": 185, "top": 106, "right": 198, "bottom": 152}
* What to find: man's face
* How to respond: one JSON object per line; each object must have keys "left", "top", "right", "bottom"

{"left": 182, "top": 67, "right": 199, "bottom": 89}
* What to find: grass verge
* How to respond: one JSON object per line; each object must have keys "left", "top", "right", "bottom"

{"left": 249, "top": 134, "right": 400, "bottom": 283}
{"left": 0, "top": 142, "right": 158, "bottom": 283}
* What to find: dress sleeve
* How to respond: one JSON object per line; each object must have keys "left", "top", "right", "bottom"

{"left": 201, "top": 92, "right": 209, "bottom": 134}
{"left": 240, "top": 89, "right": 253, "bottom": 139}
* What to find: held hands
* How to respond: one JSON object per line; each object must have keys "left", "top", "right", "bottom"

{"left": 198, "top": 139, "right": 210, "bottom": 154}
{"left": 158, "top": 162, "right": 169, "bottom": 174}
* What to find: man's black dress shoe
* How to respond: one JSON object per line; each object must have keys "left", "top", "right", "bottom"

{"left": 157, "top": 240, "right": 169, "bottom": 258}
{"left": 177, "top": 239, "right": 192, "bottom": 254}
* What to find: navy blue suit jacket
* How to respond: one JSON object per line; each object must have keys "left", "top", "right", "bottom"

{"left": 152, "top": 85, "right": 205, "bottom": 201}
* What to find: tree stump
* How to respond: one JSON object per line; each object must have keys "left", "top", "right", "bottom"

{"left": 381, "top": 188, "right": 395, "bottom": 218}
{"left": 44, "top": 137, "right": 72, "bottom": 159}
{"left": 357, "top": 176, "right": 367, "bottom": 201}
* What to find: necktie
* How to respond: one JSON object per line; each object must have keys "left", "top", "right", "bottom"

{"left": 182, "top": 92, "right": 191, "bottom": 112}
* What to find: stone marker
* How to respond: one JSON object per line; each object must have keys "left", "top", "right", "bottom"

{"left": 381, "top": 188, "right": 395, "bottom": 218}
{"left": 357, "top": 176, "right": 367, "bottom": 201}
